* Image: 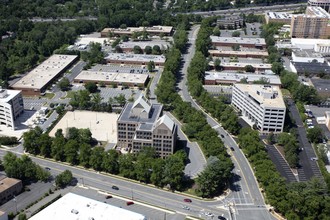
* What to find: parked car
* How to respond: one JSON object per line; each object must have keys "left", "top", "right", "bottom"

{"left": 183, "top": 198, "right": 192, "bottom": 203}
{"left": 105, "top": 195, "right": 112, "bottom": 199}
{"left": 112, "top": 185, "right": 119, "bottom": 190}
{"left": 126, "top": 201, "right": 134, "bottom": 206}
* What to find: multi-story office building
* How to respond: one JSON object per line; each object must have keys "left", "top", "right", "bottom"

{"left": 0, "top": 88, "right": 24, "bottom": 130}
{"left": 117, "top": 95, "right": 177, "bottom": 158}
{"left": 291, "top": 6, "right": 330, "bottom": 39}
{"left": 308, "top": 0, "right": 330, "bottom": 12}
{"left": 0, "top": 175, "right": 22, "bottom": 205}
{"left": 232, "top": 84, "right": 286, "bottom": 133}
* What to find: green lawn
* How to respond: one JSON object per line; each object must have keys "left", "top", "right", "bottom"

{"left": 43, "top": 93, "right": 55, "bottom": 99}
{"left": 281, "top": 89, "right": 291, "bottom": 97}
{"left": 62, "top": 91, "right": 75, "bottom": 99}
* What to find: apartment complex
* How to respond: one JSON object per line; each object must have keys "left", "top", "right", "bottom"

{"left": 232, "top": 84, "right": 286, "bottom": 133}
{"left": 117, "top": 95, "right": 177, "bottom": 158}
{"left": 308, "top": 0, "right": 330, "bottom": 12}
{"left": 101, "top": 26, "right": 173, "bottom": 37}
{"left": 0, "top": 88, "right": 24, "bottom": 130}
{"left": 291, "top": 6, "right": 330, "bottom": 39}
{"left": 0, "top": 175, "right": 23, "bottom": 205}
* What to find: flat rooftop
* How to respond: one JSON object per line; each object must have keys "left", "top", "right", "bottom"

{"left": 220, "top": 62, "right": 272, "bottom": 69}
{"left": 102, "top": 26, "right": 173, "bottom": 35}
{"left": 211, "top": 36, "right": 266, "bottom": 45}
{"left": 266, "top": 11, "right": 293, "bottom": 19}
{"left": 12, "top": 54, "right": 78, "bottom": 90}
{"left": 235, "top": 84, "right": 285, "bottom": 108}
{"left": 209, "top": 49, "right": 269, "bottom": 57}
{"left": 0, "top": 89, "right": 21, "bottom": 103}
{"left": 29, "top": 193, "right": 146, "bottom": 220}
{"left": 105, "top": 53, "right": 166, "bottom": 64}
{"left": 311, "top": 78, "right": 330, "bottom": 95}
{"left": 119, "top": 41, "right": 170, "bottom": 50}
{"left": 0, "top": 175, "right": 21, "bottom": 192}
{"left": 306, "top": 6, "right": 330, "bottom": 18}
{"left": 205, "top": 72, "right": 281, "bottom": 85}
{"left": 291, "top": 61, "right": 330, "bottom": 74}
{"left": 292, "top": 49, "right": 323, "bottom": 58}
{"left": 75, "top": 71, "right": 149, "bottom": 85}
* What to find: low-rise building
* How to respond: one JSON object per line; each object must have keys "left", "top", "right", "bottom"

{"left": 117, "top": 95, "right": 177, "bottom": 158}
{"left": 232, "top": 84, "right": 286, "bottom": 133}
{"left": 204, "top": 72, "right": 281, "bottom": 86}
{"left": 265, "top": 11, "right": 293, "bottom": 24}
{"left": 217, "top": 16, "right": 244, "bottom": 29}
{"left": 0, "top": 88, "right": 24, "bottom": 130}
{"left": 74, "top": 71, "right": 149, "bottom": 88}
{"left": 292, "top": 49, "right": 325, "bottom": 63}
{"left": 11, "top": 55, "right": 78, "bottom": 96}
{"left": 290, "top": 61, "right": 330, "bottom": 75}
{"left": 211, "top": 36, "right": 266, "bottom": 49}
{"left": 0, "top": 175, "right": 22, "bottom": 205}
{"left": 216, "top": 62, "right": 272, "bottom": 72}
{"left": 105, "top": 53, "right": 166, "bottom": 66}
{"left": 118, "top": 41, "right": 170, "bottom": 53}
{"left": 209, "top": 49, "right": 268, "bottom": 58}
{"left": 101, "top": 26, "right": 174, "bottom": 37}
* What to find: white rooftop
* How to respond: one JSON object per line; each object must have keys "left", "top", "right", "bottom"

{"left": 306, "top": 6, "right": 330, "bottom": 18}
{"left": 102, "top": 26, "right": 173, "bottom": 35}
{"left": 266, "top": 11, "right": 293, "bottom": 19}
{"left": 211, "top": 36, "right": 266, "bottom": 45}
{"left": 0, "top": 88, "right": 21, "bottom": 103}
{"left": 119, "top": 41, "right": 170, "bottom": 50}
{"left": 29, "top": 193, "right": 146, "bottom": 220}
{"left": 235, "top": 84, "right": 285, "bottom": 108}
{"left": 105, "top": 53, "right": 166, "bottom": 64}
{"left": 155, "top": 114, "right": 175, "bottom": 132}
{"left": 12, "top": 54, "right": 78, "bottom": 90}
{"left": 220, "top": 62, "right": 272, "bottom": 69}
{"left": 205, "top": 72, "right": 281, "bottom": 85}
{"left": 209, "top": 49, "right": 269, "bottom": 56}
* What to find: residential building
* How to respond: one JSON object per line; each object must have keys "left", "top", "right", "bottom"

{"left": 0, "top": 175, "right": 23, "bottom": 205}
{"left": 290, "top": 6, "right": 330, "bottom": 39}
{"left": 0, "top": 88, "right": 24, "bottom": 130}
{"left": 117, "top": 95, "right": 177, "bottom": 158}
{"left": 308, "top": 0, "right": 330, "bottom": 12}
{"left": 101, "top": 26, "right": 173, "bottom": 37}
{"left": 204, "top": 72, "right": 281, "bottom": 86}
{"left": 217, "top": 16, "right": 244, "bottom": 29}
{"left": 30, "top": 193, "right": 146, "bottom": 220}
{"left": 265, "top": 12, "right": 293, "bottom": 24}
{"left": 105, "top": 53, "right": 166, "bottom": 66}
{"left": 11, "top": 55, "right": 78, "bottom": 96}
{"left": 232, "top": 84, "right": 286, "bottom": 133}
{"left": 211, "top": 36, "right": 266, "bottom": 49}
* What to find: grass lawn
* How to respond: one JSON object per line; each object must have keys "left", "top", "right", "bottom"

{"left": 61, "top": 91, "right": 75, "bottom": 99}
{"left": 43, "top": 93, "right": 55, "bottom": 99}
{"left": 281, "top": 89, "right": 291, "bottom": 97}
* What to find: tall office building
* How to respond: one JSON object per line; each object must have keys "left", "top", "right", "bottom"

{"left": 117, "top": 95, "right": 177, "bottom": 158}
{"left": 308, "top": 0, "right": 330, "bottom": 12}
{"left": 232, "top": 84, "right": 286, "bottom": 133}
{"left": 291, "top": 6, "right": 330, "bottom": 39}
{"left": 0, "top": 88, "right": 24, "bottom": 130}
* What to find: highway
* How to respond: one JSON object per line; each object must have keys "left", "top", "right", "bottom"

{"left": 177, "top": 25, "right": 275, "bottom": 220}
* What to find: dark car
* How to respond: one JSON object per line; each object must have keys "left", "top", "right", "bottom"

{"left": 126, "top": 201, "right": 134, "bottom": 206}
{"left": 105, "top": 195, "right": 112, "bottom": 199}
{"left": 112, "top": 185, "right": 119, "bottom": 190}
{"left": 230, "top": 147, "right": 235, "bottom": 151}
{"left": 220, "top": 134, "right": 224, "bottom": 138}
{"left": 183, "top": 198, "right": 192, "bottom": 203}
{"left": 218, "top": 216, "right": 227, "bottom": 220}
{"left": 45, "top": 167, "right": 51, "bottom": 171}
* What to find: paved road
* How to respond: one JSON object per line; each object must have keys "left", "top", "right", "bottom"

{"left": 286, "top": 99, "right": 323, "bottom": 181}
{"left": 177, "top": 25, "right": 275, "bottom": 220}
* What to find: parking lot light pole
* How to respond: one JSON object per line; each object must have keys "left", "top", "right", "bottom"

{"left": 13, "top": 196, "right": 17, "bottom": 213}
{"left": 80, "top": 177, "right": 85, "bottom": 187}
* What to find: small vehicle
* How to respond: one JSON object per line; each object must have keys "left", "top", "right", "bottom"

{"left": 218, "top": 216, "right": 227, "bottom": 220}
{"left": 220, "top": 134, "right": 224, "bottom": 138}
{"left": 310, "top": 157, "right": 318, "bottom": 161}
{"left": 126, "top": 201, "right": 134, "bottom": 206}
{"left": 183, "top": 198, "right": 192, "bottom": 203}
{"left": 230, "top": 147, "right": 235, "bottom": 151}
{"left": 112, "top": 185, "right": 119, "bottom": 190}
{"left": 205, "top": 212, "right": 214, "bottom": 217}
{"left": 45, "top": 167, "right": 51, "bottom": 171}
{"left": 182, "top": 205, "right": 190, "bottom": 210}
{"left": 105, "top": 195, "right": 112, "bottom": 199}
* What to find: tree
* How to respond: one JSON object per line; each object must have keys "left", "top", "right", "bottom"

{"left": 267, "top": 132, "right": 275, "bottom": 145}
{"left": 307, "top": 127, "right": 324, "bottom": 143}
{"left": 55, "top": 170, "right": 73, "bottom": 188}
{"left": 232, "top": 31, "right": 241, "bottom": 37}
{"left": 38, "top": 133, "right": 52, "bottom": 158}
{"left": 56, "top": 105, "right": 65, "bottom": 115}
{"left": 78, "top": 143, "right": 91, "bottom": 168}
{"left": 51, "top": 134, "right": 66, "bottom": 161}
{"left": 23, "top": 126, "right": 43, "bottom": 155}
{"left": 232, "top": 44, "right": 240, "bottom": 51}
{"left": 102, "top": 150, "right": 119, "bottom": 174}
{"left": 213, "top": 27, "right": 221, "bottom": 36}
{"left": 133, "top": 45, "right": 143, "bottom": 54}
{"left": 64, "top": 139, "right": 79, "bottom": 165}
{"left": 114, "top": 94, "right": 126, "bottom": 106}
{"left": 272, "top": 62, "right": 284, "bottom": 75}
{"left": 147, "top": 61, "right": 155, "bottom": 72}
{"left": 89, "top": 147, "right": 104, "bottom": 171}
{"left": 114, "top": 45, "right": 123, "bottom": 53}
{"left": 18, "top": 213, "right": 27, "bottom": 220}
{"left": 162, "top": 154, "right": 185, "bottom": 190}
{"left": 244, "top": 65, "right": 255, "bottom": 73}
{"left": 214, "top": 58, "right": 221, "bottom": 70}
{"left": 58, "top": 78, "right": 70, "bottom": 91}
{"left": 152, "top": 45, "right": 161, "bottom": 55}
{"left": 84, "top": 82, "right": 98, "bottom": 93}
{"left": 144, "top": 46, "right": 152, "bottom": 54}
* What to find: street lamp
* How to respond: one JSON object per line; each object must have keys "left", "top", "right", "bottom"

{"left": 80, "top": 177, "right": 85, "bottom": 187}
{"left": 13, "top": 196, "right": 18, "bottom": 214}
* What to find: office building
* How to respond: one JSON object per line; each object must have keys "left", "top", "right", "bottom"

{"left": 211, "top": 36, "right": 266, "bottom": 49}
{"left": 232, "top": 84, "right": 286, "bottom": 133}
{"left": 290, "top": 6, "right": 330, "bottom": 39}
{"left": 217, "top": 16, "right": 244, "bottom": 29}
{"left": 0, "top": 175, "right": 22, "bottom": 205}
{"left": 101, "top": 26, "right": 173, "bottom": 37}
{"left": 117, "top": 95, "right": 177, "bottom": 158}
{"left": 0, "top": 88, "right": 24, "bottom": 130}
{"left": 265, "top": 12, "right": 293, "bottom": 24}
{"left": 216, "top": 62, "right": 272, "bottom": 72}
{"left": 11, "top": 55, "right": 78, "bottom": 96}
{"left": 30, "top": 193, "right": 146, "bottom": 220}
{"left": 308, "top": 0, "right": 330, "bottom": 12}
{"left": 209, "top": 49, "right": 268, "bottom": 58}
{"left": 292, "top": 49, "right": 325, "bottom": 63}
{"left": 105, "top": 53, "right": 166, "bottom": 66}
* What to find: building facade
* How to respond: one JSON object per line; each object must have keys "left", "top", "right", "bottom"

{"left": 265, "top": 12, "right": 292, "bottom": 24}
{"left": 217, "top": 16, "right": 244, "bottom": 29}
{"left": 291, "top": 7, "right": 330, "bottom": 39}
{"left": 232, "top": 84, "right": 286, "bottom": 133}
{"left": 0, "top": 88, "right": 24, "bottom": 130}
{"left": 308, "top": 0, "right": 330, "bottom": 12}
{"left": 0, "top": 175, "right": 23, "bottom": 205}
{"left": 117, "top": 95, "right": 177, "bottom": 158}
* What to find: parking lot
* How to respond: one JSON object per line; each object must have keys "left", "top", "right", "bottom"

{"left": 23, "top": 98, "right": 47, "bottom": 111}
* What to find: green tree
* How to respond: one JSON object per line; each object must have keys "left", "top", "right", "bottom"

{"left": 213, "top": 27, "right": 221, "bottom": 36}
{"left": 18, "top": 213, "right": 27, "bottom": 220}
{"left": 244, "top": 65, "right": 255, "bottom": 73}
{"left": 38, "top": 133, "right": 52, "bottom": 158}
{"left": 133, "top": 45, "right": 143, "bottom": 54}
{"left": 58, "top": 78, "right": 70, "bottom": 91}
{"left": 144, "top": 46, "right": 152, "bottom": 54}
{"left": 55, "top": 170, "right": 73, "bottom": 188}
{"left": 89, "top": 147, "right": 105, "bottom": 171}
{"left": 84, "top": 82, "right": 98, "bottom": 93}
{"left": 23, "top": 126, "right": 43, "bottom": 155}
{"left": 64, "top": 139, "right": 79, "bottom": 165}
{"left": 114, "top": 94, "right": 126, "bottom": 106}
{"left": 152, "top": 45, "right": 161, "bottom": 55}
{"left": 214, "top": 58, "right": 221, "bottom": 70}
{"left": 102, "top": 149, "right": 119, "bottom": 174}
{"left": 78, "top": 143, "right": 91, "bottom": 168}
{"left": 307, "top": 127, "right": 324, "bottom": 143}
{"left": 118, "top": 154, "right": 136, "bottom": 179}
{"left": 147, "top": 61, "right": 155, "bottom": 72}
{"left": 232, "top": 31, "right": 241, "bottom": 37}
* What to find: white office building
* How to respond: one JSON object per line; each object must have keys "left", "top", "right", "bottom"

{"left": 0, "top": 88, "right": 24, "bottom": 130}
{"left": 232, "top": 84, "right": 286, "bottom": 133}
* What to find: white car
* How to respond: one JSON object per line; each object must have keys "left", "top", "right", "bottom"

{"left": 205, "top": 212, "right": 214, "bottom": 217}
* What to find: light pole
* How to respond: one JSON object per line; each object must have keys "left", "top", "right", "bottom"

{"left": 13, "top": 196, "right": 17, "bottom": 214}
{"left": 80, "top": 177, "right": 85, "bottom": 187}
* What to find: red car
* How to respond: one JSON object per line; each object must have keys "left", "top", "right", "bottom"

{"left": 184, "top": 198, "right": 192, "bottom": 203}
{"left": 126, "top": 201, "right": 134, "bottom": 206}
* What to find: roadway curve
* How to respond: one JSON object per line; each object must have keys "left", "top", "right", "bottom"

{"left": 177, "top": 25, "right": 276, "bottom": 220}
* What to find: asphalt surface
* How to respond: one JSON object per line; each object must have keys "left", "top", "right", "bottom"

{"left": 176, "top": 25, "right": 275, "bottom": 220}
{"left": 286, "top": 99, "right": 323, "bottom": 181}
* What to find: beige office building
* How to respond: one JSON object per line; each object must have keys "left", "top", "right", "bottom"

{"left": 291, "top": 6, "right": 330, "bottom": 39}
{"left": 0, "top": 175, "right": 23, "bottom": 205}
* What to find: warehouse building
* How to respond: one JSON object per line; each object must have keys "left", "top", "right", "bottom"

{"left": 11, "top": 55, "right": 78, "bottom": 96}
{"left": 105, "top": 53, "right": 166, "bottom": 66}
{"left": 0, "top": 88, "right": 24, "bottom": 130}
{"left": 232, "top": 84, "right": 286, "bottom": 133}
{"left": 117, "top": 95, "right": 177, "bottom": 158}
{"left": 74, "top": 71, "right": 149, "bottom": 88}
{"left": 29, "top": 193, "right": 146, "bottom": 220}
